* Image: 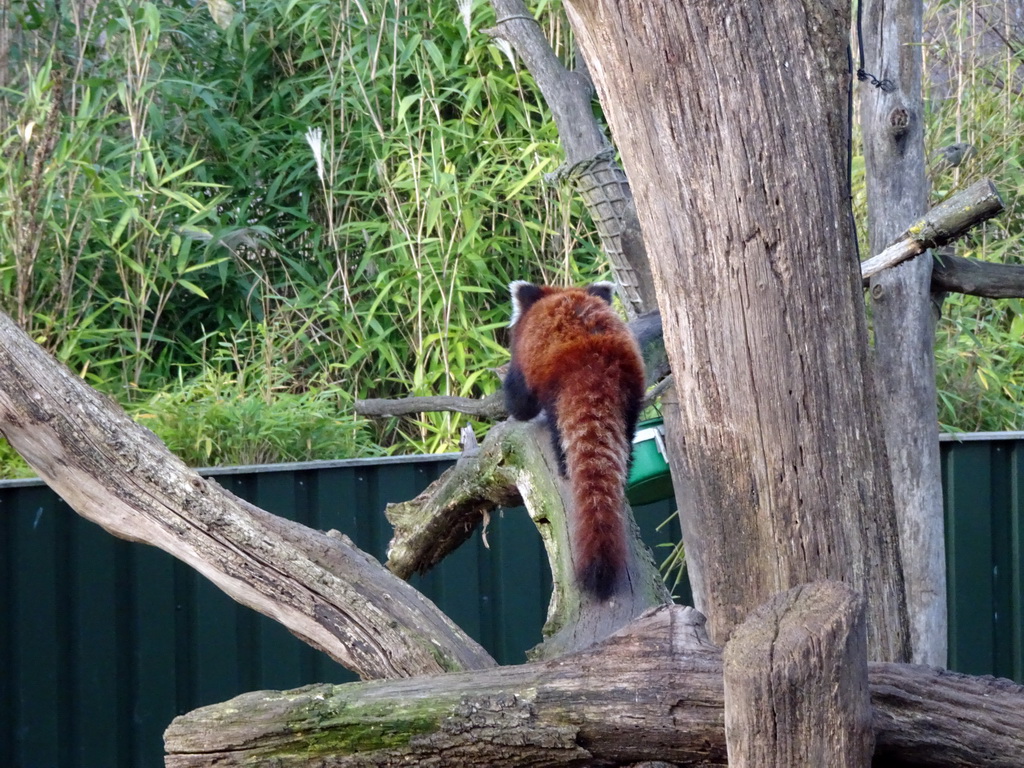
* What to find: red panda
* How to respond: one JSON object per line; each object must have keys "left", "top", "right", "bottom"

{"left": 504, "top": 281, "right": 645, "bottom": 601}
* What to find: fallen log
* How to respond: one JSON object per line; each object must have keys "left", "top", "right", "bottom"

{"left": 164, "top": 604, "right": 1024, "bottom": 767}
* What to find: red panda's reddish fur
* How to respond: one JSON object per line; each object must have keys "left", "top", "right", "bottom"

{"left": 504, "top": 282, "right": 645, "bottom": 600}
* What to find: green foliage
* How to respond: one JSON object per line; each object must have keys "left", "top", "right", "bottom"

{"left": 0, "top": 3, "right": 226, "bottom": 388}
{"left": 10, "top": 0, "right": 1018, "bottom": 483}
{"left": 132, "top": 365, "right": 380, "bottom": 468}
{"left": 923, "top": 2, "right": 1024, "bottom": 432}
{"left": 934, "top": 300, "right": 1024, "bottom": 432}
{"left": 0, "top": 0, "right": 604, "bottom": 473}
{"left": 0, "top": 439, "right": 34, "bottom": 480}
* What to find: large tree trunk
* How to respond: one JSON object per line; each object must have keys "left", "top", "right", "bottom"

{"left": 563, "top": 1, "right": 910, "bottom": 661}
{"left": 860, "top": 0, "right": 948, "bottom": 668}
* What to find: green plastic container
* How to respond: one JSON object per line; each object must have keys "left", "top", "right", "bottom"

{"left": 627, "top": 417, "right": 674, "bottom": 505}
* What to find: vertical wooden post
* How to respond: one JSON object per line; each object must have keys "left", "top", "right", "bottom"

{"left": 859, "top": 0, "right": 948, "bottom": 668}
{"left": 723, "top": 582, "right": 874, "bottom": 767}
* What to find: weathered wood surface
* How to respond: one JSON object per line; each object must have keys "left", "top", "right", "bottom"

{"left": 724, "top": 583, "right": 873, "bottom": 767}
{"left": 564, "top": 0, "right": 910, "bottom": 661}
{"left": 354, "top": 391, "right": 507, "bottom": 419}
{"left": 164, "top": 603, "right": 1024, "bottom": 767}
{"left": 384, "top": 419, "right": 522, "bottom": 579}
{"left": 859, "top": 0, "right": 947, "bottom": 668}
{"left": 0, "top": 310, "right": 495, "bottom": 680}
{"left": 164, "top": 606, "right": 724, "bottom": 768}
{"left": 931, "top": 250, "right": 1024, "bottom": 298}
{"left": 870, "top": 663, "right": 1024, "bottom": 766}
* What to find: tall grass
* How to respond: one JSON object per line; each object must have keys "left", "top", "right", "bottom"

{"left": 0, "top": 0, "right": 608, "bottom": 471}
{"left": 5, "top": 0, "right": 1018, "bottom": 483}
{"left": 924, "top": 0, "right": 1024, "bottom": 432}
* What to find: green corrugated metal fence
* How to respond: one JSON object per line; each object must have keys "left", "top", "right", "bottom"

{"left": 941, "top": 434, "right": 1024, "bottom": 681}
{"left": 0, "top": 454, "right": 680, "bottom": 767}
{"left": 1, "top": 436, "right": 1021, "bottom": 767}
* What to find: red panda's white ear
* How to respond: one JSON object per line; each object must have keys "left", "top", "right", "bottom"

{"left": 509, "top": 281, "right": 542, "bottom": 326}
{"left": 587, "top": 281, "right": 615, "bottom": 305}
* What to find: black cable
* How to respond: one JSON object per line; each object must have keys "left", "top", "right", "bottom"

{"left": 855, "top": 0, "right": 897, "bottom": 92}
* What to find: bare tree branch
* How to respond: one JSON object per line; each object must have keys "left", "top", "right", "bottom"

{"left": 355, "top": 391, "right": 506, "bottom": 419}
{"left": 931, "top": 251, "right": 1024, "bottom": 298}
{"left": 860, "top": 179, "right": 1004, "bottom": 280}
{"left": 384, "top": 419, "right": 523, "bottom": 580}
{"left": 0, "top": 310, "right": 495, "bottom": 680}
{"left": 484, "top": 0, "right": 656, "bottom": 313}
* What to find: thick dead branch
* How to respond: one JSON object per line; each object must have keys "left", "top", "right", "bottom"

{"left": 164, "top": 603, "right": 1024, "bottom": 767}
{"left": 164, "top": 606, "right": 725, "bottom": 767}
{"left": 484, "top": 0, "right": 656, "bottom": 313}
{"left": 0, "top": 310, "right": 495, "bottom": 680}
{"left": 385, "top": 419, "right": 523, "bottom": 579}
{"left": 860, "top": 179, "right": 1004, "bottom": 280}
{"left": 724, "top": 583, "right": 873, "bottom": 767}
{"left": 870, "top": 662, "right": 1024, "bottom": 765}
{"left": 483, "top": 0, "right": 606, "bottom": 168}
{"left": 931, "top": 252, "right": 1024, "bottom": 298}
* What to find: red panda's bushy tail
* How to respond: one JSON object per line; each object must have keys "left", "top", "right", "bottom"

{"left": 556, "top": 375, "right": 632, "bottom": 601}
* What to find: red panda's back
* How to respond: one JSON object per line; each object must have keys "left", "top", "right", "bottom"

{"left": 511, "top": 287, "right": 641, "bottom": 404}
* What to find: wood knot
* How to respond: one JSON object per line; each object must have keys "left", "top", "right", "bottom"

{"left": 889, "top": 107, "right": 910, "bottom": 139}
{"left": 871, "top": 284, "right": 885, "bottom": 300}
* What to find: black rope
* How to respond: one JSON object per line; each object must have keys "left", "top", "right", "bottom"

{"left": 855, "top": 0, "right": 896, "bottom": 92}
{"left": 857, "top": 68, "right": 896, "bottom": 92}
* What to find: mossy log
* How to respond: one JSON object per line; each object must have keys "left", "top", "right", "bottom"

{"left": 164, "top": 602, "right": 1024, "bottom": 767}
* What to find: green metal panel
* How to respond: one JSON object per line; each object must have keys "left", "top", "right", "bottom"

{"left": 1012, "top": 444, "right": 1024, "bottom": 682}
{"left": 1, "top": 441, "right": 1022, "bottom": 767}
{"left": 941, "top": 436, "right": 1024, "bottom": 682}
{"left": 0, "top": 485, "right": 9, "bottom": 764}
{"left": 10, "top": 487, "right": 73, "bottom": 768}
{"left": 943, "top": 441, "right": 994, "bottom": 675}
